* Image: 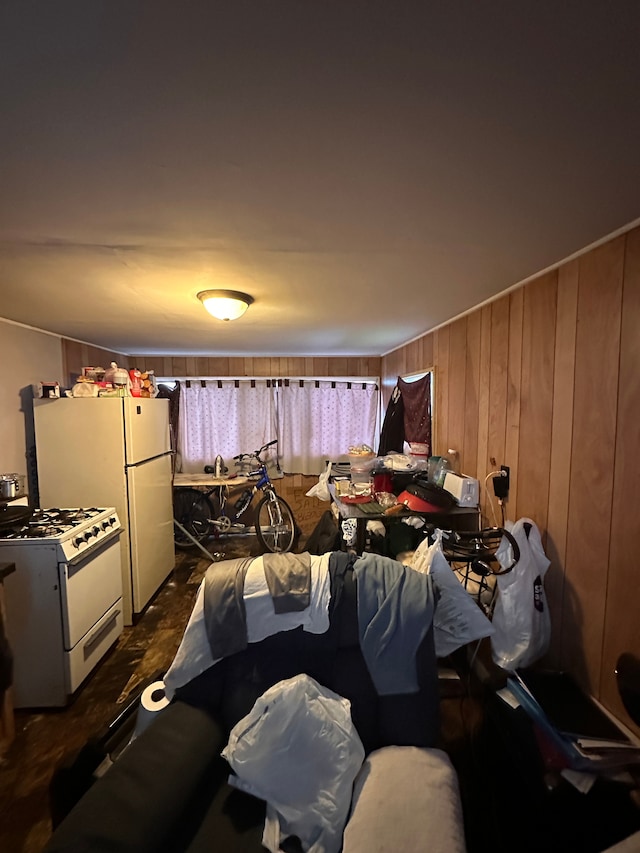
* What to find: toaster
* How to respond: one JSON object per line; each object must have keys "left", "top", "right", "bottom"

{"left": 443, "top": 472, "right": 480, "bottom": 507}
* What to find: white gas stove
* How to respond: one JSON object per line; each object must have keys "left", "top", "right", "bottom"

{"left": 0, "top": 506, "right": 124, "bottom": 707}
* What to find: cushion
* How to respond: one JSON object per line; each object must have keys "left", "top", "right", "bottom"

{"left": 342, "top": 746, "right": 466, "bottom": 853}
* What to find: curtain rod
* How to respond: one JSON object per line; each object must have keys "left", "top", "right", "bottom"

{"left": 157, "top": 375, "right": 380, "bottom": 383}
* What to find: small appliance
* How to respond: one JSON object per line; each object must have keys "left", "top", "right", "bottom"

{"left": 443, "top": 472, "right": 480, "bottom": 507}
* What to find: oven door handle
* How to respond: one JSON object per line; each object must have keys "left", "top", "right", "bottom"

{"left": 84, "top": 608, "right": 122, "bottom": 653}
{"left": 66, "top": 528, "right": 123, "bottom": 568}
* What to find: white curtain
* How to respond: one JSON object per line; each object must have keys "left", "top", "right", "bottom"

{"left": 279, "top": 381, "right": 378, "bottom": 475}
{"left": 178, "top": 379, "right": 378, "bottom": 476}
{"left": 178, "top": 380, "right": 277, "bottom": 473}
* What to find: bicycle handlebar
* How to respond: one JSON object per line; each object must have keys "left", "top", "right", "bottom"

{"left": 233, "top": 439, "right": 278, "bottom": 463}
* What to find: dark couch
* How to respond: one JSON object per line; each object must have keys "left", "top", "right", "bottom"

{"left": 44, "top": 562, "right": 448, "bottom": 853}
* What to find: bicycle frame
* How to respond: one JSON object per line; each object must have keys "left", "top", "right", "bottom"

{"left": 233, "top": 461, "right": 274, "bottom": 519}
{"left": 174, "top": 439, "right": 296, "bottom": 553}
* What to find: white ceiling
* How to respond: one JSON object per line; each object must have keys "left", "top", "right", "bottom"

{"left": 1, "top": 2, "right": 639, "bottom": 357}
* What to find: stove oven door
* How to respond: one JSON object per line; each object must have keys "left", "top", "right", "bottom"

{"left": 58, "top": 531, "right": 124, "bottom": 693}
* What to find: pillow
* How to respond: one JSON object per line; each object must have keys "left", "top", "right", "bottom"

{"left": 343, "top": 746, "right": 466, "bottom": 853}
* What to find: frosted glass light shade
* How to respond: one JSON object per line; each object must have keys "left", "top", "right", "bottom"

{"left": 197, "top": 290, "right": 254, "bottom": 321}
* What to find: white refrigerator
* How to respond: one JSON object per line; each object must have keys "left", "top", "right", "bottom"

{"left": 33, "top": 397, "right": 175, "bottom": 624}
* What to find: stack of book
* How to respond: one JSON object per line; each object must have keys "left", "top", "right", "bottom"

{"left": 505, "top": 670, "right": 640, "bottom": 773}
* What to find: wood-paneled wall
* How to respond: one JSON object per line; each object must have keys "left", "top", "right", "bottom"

{"left": 140, "top": 355, "right": 381, "bottom": 380}
{"left": 382, "top": 225, "right": 640, "bottom": 733}
{"left": 60, "top": 349, "right": 382, "bottom": 386}
{"left": 61, "top": 341, "right": 130, "bottom": 387}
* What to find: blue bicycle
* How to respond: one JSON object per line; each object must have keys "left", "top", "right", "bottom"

{"left": 173, "top": 439, "right": 297, "bottom": 553}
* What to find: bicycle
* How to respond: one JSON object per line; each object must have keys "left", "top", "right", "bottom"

{"left": 172, "top": 439, "right": 298, "bottom": 553}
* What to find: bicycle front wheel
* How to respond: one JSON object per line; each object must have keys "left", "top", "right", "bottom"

{"left": 173, "top": 488, "right": 213, "bottom": 549}
{"left": 255, "top": 493, "right": 296, "bottom": 553}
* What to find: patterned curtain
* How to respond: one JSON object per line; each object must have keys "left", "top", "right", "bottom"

{"left": 177, "top": 378, "right": 378, "bottom": 476}
{"left": 178, "top": 380, "right": 277, "bottom": 473}
{"left": 279, "top": 380, "right": 378, "bottom": 475}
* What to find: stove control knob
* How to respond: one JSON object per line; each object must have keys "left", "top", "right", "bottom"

{"left": 73, "top": 537, "right": 83, "bottom": 548}
{"left": 92, "top": 526, "right": 100, "bottom": 537}
{"left": 84, "top": 532, "right": 93, "bottom": 542}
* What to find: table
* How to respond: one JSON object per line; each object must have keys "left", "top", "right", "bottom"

{"left": 172, "top": 473, "right": 249, "bottom": 488}
{"left": 328, "top": 484, "right": 480, "bottom": 554}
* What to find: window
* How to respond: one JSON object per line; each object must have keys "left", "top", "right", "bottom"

{"left": 173, "top": 377, "right": 379, "bottom": 476}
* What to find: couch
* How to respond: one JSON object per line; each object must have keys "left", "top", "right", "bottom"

{"left": 44, "top": 553, "right": 467, "bottom": 853}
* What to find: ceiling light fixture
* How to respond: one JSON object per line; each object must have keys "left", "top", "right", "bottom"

{"left": 197, "top": 289, "right": 254, "bottom": 321}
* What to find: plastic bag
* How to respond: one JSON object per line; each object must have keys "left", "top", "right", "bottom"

{"left": 306, "top": 461, "right": 332, "bottom": 501}
{"left": 410, "top": 532, "right": 494, "bottom": 658}
{"left": 491, "top": 518, "right": 551, "bottom": 671}
{"left": 222, "top": 674, "right": 365, "bottom": 853}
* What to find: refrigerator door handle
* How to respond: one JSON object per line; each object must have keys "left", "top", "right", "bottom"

{"left": 125, "top": 451, "right": 173, "bottom": 469}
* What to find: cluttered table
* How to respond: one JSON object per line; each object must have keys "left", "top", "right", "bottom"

{"left": 328, "top": 484, "right": 480, "bottom": 554}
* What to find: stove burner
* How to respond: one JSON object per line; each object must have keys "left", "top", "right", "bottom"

{"left": 37, "top": 508, "right": 102, "bottom": 524}
{"left": 0, "top": 507, "right": 113, "bottom": 540}
{"left": 28, "top": 525, "right": 67, "bottom": 537}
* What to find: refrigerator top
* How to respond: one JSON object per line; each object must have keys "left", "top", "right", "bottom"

{"left": 34, "top": 396, "right": 171, "bottom": 466}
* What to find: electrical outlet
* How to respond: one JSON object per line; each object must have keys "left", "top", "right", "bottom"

{"left": 493, "top": 465, "right": 510, "bottom": 499}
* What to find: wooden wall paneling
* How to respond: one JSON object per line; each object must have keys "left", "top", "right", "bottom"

{"left": 600, "top": 228, "right": 640, "bottom": 730}
{"left": 286, "top": 357, "right": 305, "bottom": 376}
{"left": 504, "top": 288, "right": 524, "bottom": 516}
{"left": 380, "top": 350, "right": 399, "bottom": 408}
{"left": 515, "top": 272, "right": 557, "bottom": 529}
{"left": 312, "top": 357, "right": 329, "bottom": 377}
{"left": 421, "top": 333, "right": 434, "bottom": 373}
{"left": 61, "top": 339, "right": 131, "bottom": 386}
{"left": 475, "top": 306, "right": 492, "bottom": 523}
{"left": 184, "top": 358, "right": 198, "bottom": 376}
{"left": 563, "top": 238, "right": 624, "bottom": 693}
{"left": 545, "top": 259, "right": 578, "bottom": 667}
{"left": 446, "top": 317, "right": 467, "bottom": 468}
{"left": 158, "top": 358, "right": 174, "bottom": 377}
{"left": 192, "top": 357, "right": 208, "bottom": 376}
{"left": 486, "top": 296, "right": 510, "bottom": 525}
{"left": 462, "top": 311, "right": 481, "bottom": 479}
{"left": 61, "top": 340, "right": 82, "bottom": 385}
{"left": 404, "top": 339, "right": 421, "bottom": 375}
{"left": 433, "top": 326, "right": 450, "bottom": 456}
{"left": 171, "top": 357, "right": 187, "bottom": 378}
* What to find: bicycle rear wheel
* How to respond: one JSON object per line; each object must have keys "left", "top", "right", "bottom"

{"left": 255, "top": 493, "right": 296, "bottom": 553}
{"left": 173, "top": 488, "right": 213, "bottom": 549}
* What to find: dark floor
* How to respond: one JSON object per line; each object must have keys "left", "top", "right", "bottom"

{"left": 2, "top": 536, "right": 637, "bottom": 853}
{"left": 0, "top": 534, "right": 264, "bottom": 853}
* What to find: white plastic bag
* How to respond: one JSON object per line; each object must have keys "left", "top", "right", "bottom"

{"left": 306, "top": 461, "right": 332, "bottom": 501}
{"left": 491, "top": 518, "right": 551, "bottom": 671}
{"left": 222, "top": 674, "right": 365, "bottom": 853}
{"left": 410, "top": 532, "right": 494, "bottom": 658}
